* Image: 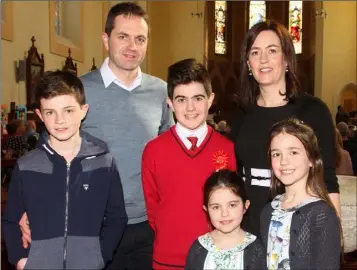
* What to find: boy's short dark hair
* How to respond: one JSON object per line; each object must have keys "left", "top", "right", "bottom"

{"left": 167, "top": 58, "right": 212, "bottom": 100}
{"left": 34, "top": 70, "right": 86, "bottom": 109}
{"left": 105, "top": 2, "right": 149, "bottom": 36}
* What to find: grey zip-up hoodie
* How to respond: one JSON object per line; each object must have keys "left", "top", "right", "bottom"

{"left": 3, "top": 131, "right": 128, "bottom": 269}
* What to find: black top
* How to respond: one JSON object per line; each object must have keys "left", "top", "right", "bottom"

{"left": 5, "top": 135, "right": 28, "bottom": 157}
{"left": 260, "top": 200, "right": 341, "bottom": 269}
{"left": 229, "top": 93, "right": 339, "bottom": 237}
{"left": 185, "top": 238, "right": 266, "bottom": 270}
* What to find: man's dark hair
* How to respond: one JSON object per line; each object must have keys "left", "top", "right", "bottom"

{"left": 167, "top": 58, "right": 212, "bottom": 100}
{"left": 105, "top": 2, "right": 149, "bottom": 36}
{"left": 34, "top": 70, "right": 86, "bottom": 109}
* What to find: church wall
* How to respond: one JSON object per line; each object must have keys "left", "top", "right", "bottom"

{"left": 147, "top": 1, "right": 205, "bottom": 81}
{"left": 1, "top": 1, "right": 104, "bottom": 107}
{"left": 315, "top": 1, "right": 356, "bottom": 116}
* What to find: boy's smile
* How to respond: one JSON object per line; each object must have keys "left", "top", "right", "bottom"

{"left": 36, "top": 95, "right": 88, "bottom": 145}
{"left": 167, "top": 82, "right": 214, "bottom": 131}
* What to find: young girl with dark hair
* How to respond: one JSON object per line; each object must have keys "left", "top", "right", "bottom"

{"left": 185, "top": 170, "right": 265, "bottom": 270}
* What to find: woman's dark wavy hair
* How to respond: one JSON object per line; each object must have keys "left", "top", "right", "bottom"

{"left": 238, "top": 20, "right": 300, "bottom": 110}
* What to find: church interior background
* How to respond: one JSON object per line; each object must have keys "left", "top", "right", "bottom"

{"left": 1, "top": 1, "right": 356, "bottom": 269}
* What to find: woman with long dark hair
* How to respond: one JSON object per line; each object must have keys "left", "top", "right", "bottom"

{"left": 229, "top": 20, "right": 340, "bottom": 237}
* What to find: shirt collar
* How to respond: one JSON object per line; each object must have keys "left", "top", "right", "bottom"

{"left": 99, "top": 57, "right": 142, "bottom": 90}
{"left": 175, "top": 122, "right": 208, "bottom": 149}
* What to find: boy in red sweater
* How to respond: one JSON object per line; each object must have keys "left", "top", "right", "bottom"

{"left": 141, "top": 58, "right": 236, "bottom": 269}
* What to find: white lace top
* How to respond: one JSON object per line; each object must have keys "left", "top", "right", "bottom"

{"left": 198, "top": 231, "right": 256, "bottom": 270}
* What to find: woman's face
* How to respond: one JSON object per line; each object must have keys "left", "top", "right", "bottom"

{"left": 247, "top": 30, "right": 287, "bottom": 89}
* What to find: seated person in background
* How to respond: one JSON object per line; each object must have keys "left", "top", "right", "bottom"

{"left": 337, "top": 121, "right": 357, "bottom": 174}
{"left": 4, "top": 123, "right": 29, "bottom": 158}
{"left": 24, "top": 120, "right": 39, "bottom": 140}
{"left": 217, "top": 120, "right": 227, "bottom": 135}
{"left": 335, "top": 128, "right": 353, "bottom": 175}
{"left": 24, "top": 120, "right": 40, "bottom": 151}
{"left": 27, "top": 134, "right": 38, "bottom": 151}
{"left": 336, "top": 105, "right": 349, "bottom": 124}
{"left": 1, "top": 125, "right": 9, "bottom": 151}
{"left": 217, "top": 120, "right": 231, "bottom": 136}
{"left": 348, "top": 125, "right": 357, "bottom": 145}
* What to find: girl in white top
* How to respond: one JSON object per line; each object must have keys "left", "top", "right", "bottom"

{"left": 185, "top": 170, "right": 266, "bottom": 270}
{"left": 260, "top": 118, "right": 341, "bottom": 269}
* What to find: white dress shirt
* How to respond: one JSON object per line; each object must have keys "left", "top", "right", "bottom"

{"left": 99, "top": 57, "right": 142, "bottom": 91}
{"left": 175, "top": 122, "right": 208, "bottom": 150}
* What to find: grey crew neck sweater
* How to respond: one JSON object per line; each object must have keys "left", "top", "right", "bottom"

{"left": 80, "top": 70, "right": 173, "bottom": 224}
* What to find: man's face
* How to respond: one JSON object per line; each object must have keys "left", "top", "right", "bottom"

{"left": 102, "top": 15, "right": 148, "bottom": 73}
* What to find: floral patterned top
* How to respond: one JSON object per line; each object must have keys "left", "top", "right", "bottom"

{"left": 267, "top": 194, "right": 321, "bottom": 269}
{"left": 198, "top": 231, "right": 256, "bottom": 270}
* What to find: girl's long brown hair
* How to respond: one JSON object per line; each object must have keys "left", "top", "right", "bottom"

{"left": 267, "top": 118, "right": 344, "bottom": 251}
{"left": 267, "top": 118, "right": 334, "bottom": 208}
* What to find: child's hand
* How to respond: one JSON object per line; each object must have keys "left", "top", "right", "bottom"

{"left": 19, "top": 212, "right": 31, "bottom": 248}
{"left": 16, "top": 258, "right": 27, "bottom": 270}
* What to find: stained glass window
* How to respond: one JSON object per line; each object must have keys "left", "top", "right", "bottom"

{"left": 54, "top": 0, "right": 61, "bottom": 35}
{"left": 249, "top": 1, "right": 266, "bottom": 29}
{"left": 215, "top": 1, "right": 227, "bottom": 55}
{"left": 289, "top": 1, "right": 303, "bottom": 54}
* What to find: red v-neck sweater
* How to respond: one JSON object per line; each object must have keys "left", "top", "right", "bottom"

{"left": 142, "top": 126, "right": 236, "bottom": 269}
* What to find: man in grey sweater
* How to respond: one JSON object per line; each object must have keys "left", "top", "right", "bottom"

{"left": 82, "top": 3, "right": 173, "bottom": 269}
{"left": 19, "top": 2, "right": 173, "bottom": 270}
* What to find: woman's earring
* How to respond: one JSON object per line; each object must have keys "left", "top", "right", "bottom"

{"left": 249, "top": 69, "right": 252, "bottom": 76}
{"left": 285, "top": 66, "right": 289, "bottom": 73}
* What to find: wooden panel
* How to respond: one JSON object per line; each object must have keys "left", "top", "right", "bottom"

{"left": 266, "top": 1, "right": 289, "bottom": 25}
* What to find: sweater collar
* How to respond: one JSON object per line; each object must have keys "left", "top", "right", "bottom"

{"left": 100, "top": 57, "right": 142, "bottom": 90}
{"left": 175, "top": 122, "right": 208, "bottom": 149}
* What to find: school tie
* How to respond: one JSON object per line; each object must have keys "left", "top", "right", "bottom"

{"left": 187, "top": 136, "right": 198, "bottom": 151}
